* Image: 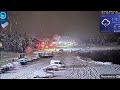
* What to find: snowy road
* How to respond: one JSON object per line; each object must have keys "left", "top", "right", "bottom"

{"left": 0, "top": 59, "right": 50, "bottom": 79}
{"left": 1, "top": 51, "right": 120, "bottom": 79}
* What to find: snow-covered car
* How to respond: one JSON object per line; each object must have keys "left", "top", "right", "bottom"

{"left": 1, "top": 65, "right": 10, "bottom": 71}
{"left": 25, "top": 58, "right": 33, "bottom": 62}
{"left": 50, "top": 60, "right": 65, "bottom": 68}
{"left": 39, "top": 52, "right": 54, "bottom": 58}
{"left": 18, "top": 58, "right": 28, "bottom": 65}
{"left": 4, "top": 63, "right": 15, "bottom": 70}
{"left": 33, "top": 70, "right": 54, "bottom": 78}
{"left": 42, "top": 65, "right": 59, "bottom": 71}
{"left": 31, "top": 52, "right": 41, "bottom": 61}
{"left": 0, "top": 63, "right": 15, "bottom": 71}
{"left": 31, "top": 56, "right": 39, "bottom": 61}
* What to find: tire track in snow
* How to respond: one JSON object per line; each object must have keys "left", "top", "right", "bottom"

{"left": 88, "top": 66, "right": 99, "bottom": 79}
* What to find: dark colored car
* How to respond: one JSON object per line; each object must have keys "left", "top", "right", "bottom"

{"left": 0, "top": 67, "right": 6, "bottom": 74}
{"left": 59, "top": 49, "right": 63, "bottom": 51}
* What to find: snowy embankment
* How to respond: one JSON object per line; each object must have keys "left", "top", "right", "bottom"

{"left": 75, "top": 56, "right": 112, "bottom": 65}
{"left": 74, "top": 45, "right": 120, "bottom": 53}
{"left": 0, "top": 59, "right": 50, "bottom": 79}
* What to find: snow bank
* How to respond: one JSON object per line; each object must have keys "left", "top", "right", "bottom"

{"left": 75, "top": 56, "right": 112, "bottom": 65}
{"left": 90, "top": 61, "right": 112, "bottom": 65}
{"left": 75, "top": 56, "right": 86, "bottom": 62}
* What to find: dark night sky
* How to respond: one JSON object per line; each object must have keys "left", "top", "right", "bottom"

{"left": 8, "top": 11, "right": 101, "bottom": 40}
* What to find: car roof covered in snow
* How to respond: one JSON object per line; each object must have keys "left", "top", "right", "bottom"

{"left": 50, "top": 60, "right": 61, "bottom": 63}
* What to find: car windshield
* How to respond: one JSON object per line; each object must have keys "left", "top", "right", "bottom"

{"left": 54, "top": 62, "right": 58, "bottom": 64}
{"left": 59, "top": 62, "right": 62, "bottom": 64}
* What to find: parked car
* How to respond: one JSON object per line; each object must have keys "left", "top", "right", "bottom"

{"left": 31, "top": 56, "right": 38, "bottom": 61}
{"left": 0, "top": 63, "right": 16, "bottom": 74}
{"left": 18, "top": 58, "right": 28, "bottom": 65}
{"left": 50, "top": 60, "right": 65, "bottom": 68}
{"left": 42, "top": 65, "right": 59, "bottom": 71}
{"left": 6, "top": 63, "right": 15, "bottom": 69}
{"left": 31, "top": 53, "right": 41, "bottom": 61}
{"left": 0, "top": 67, "right": 6, "bottom": 74}
{"left": 59, "top": 49, "right": 63, "bottom": 51}
{"left": 39, "top": 52, "right": 54, "bottom": 58}
{"left": 18, "top": 53, "right": 25, "bottom": 59}
{"left": 33, "top": 70, "right": 54, "bottom": 78}
{"left": 1, "top": 65, "right": 10, "bottom": 71}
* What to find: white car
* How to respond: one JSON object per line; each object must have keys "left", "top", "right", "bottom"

{"left": 33, "top": 70, "right": 54, "bottom": 78}
{"left": 1, "top": 63, "right": 15, "bottom": 71}
{"left": 18, "top": 58, "right": 28, "bottom": 65}
{"left": 42, "top": 65, "right": 59, "bottom": 71}
{"left": 31, "top": 56, "right": 39, "bottom": 61}
{"left": 50, "top": 60, "right": 65, "bottom": 68}
{"left": 1, "top": 65, "right": 9, "bottom": 71}
{"left": 6, "top": 63, "right": 15, "bottom": 69}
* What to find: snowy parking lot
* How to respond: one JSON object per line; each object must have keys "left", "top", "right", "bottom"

{"left": 1, "top": 51, "right": 120, "bottom": 79}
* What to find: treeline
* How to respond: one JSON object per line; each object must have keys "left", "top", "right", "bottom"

{"left": 0, "top": 31, "right": 39, "bottom": 53}
{"left": 83, "top": 33, "right": 120, "bottom": 46}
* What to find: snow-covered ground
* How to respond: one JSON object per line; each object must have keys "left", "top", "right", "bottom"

{"left": 56, "top": 45, "right": 120, "bottom": 53}
{"left": 1, "top": 51, "right": 120, "bottom": 79}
